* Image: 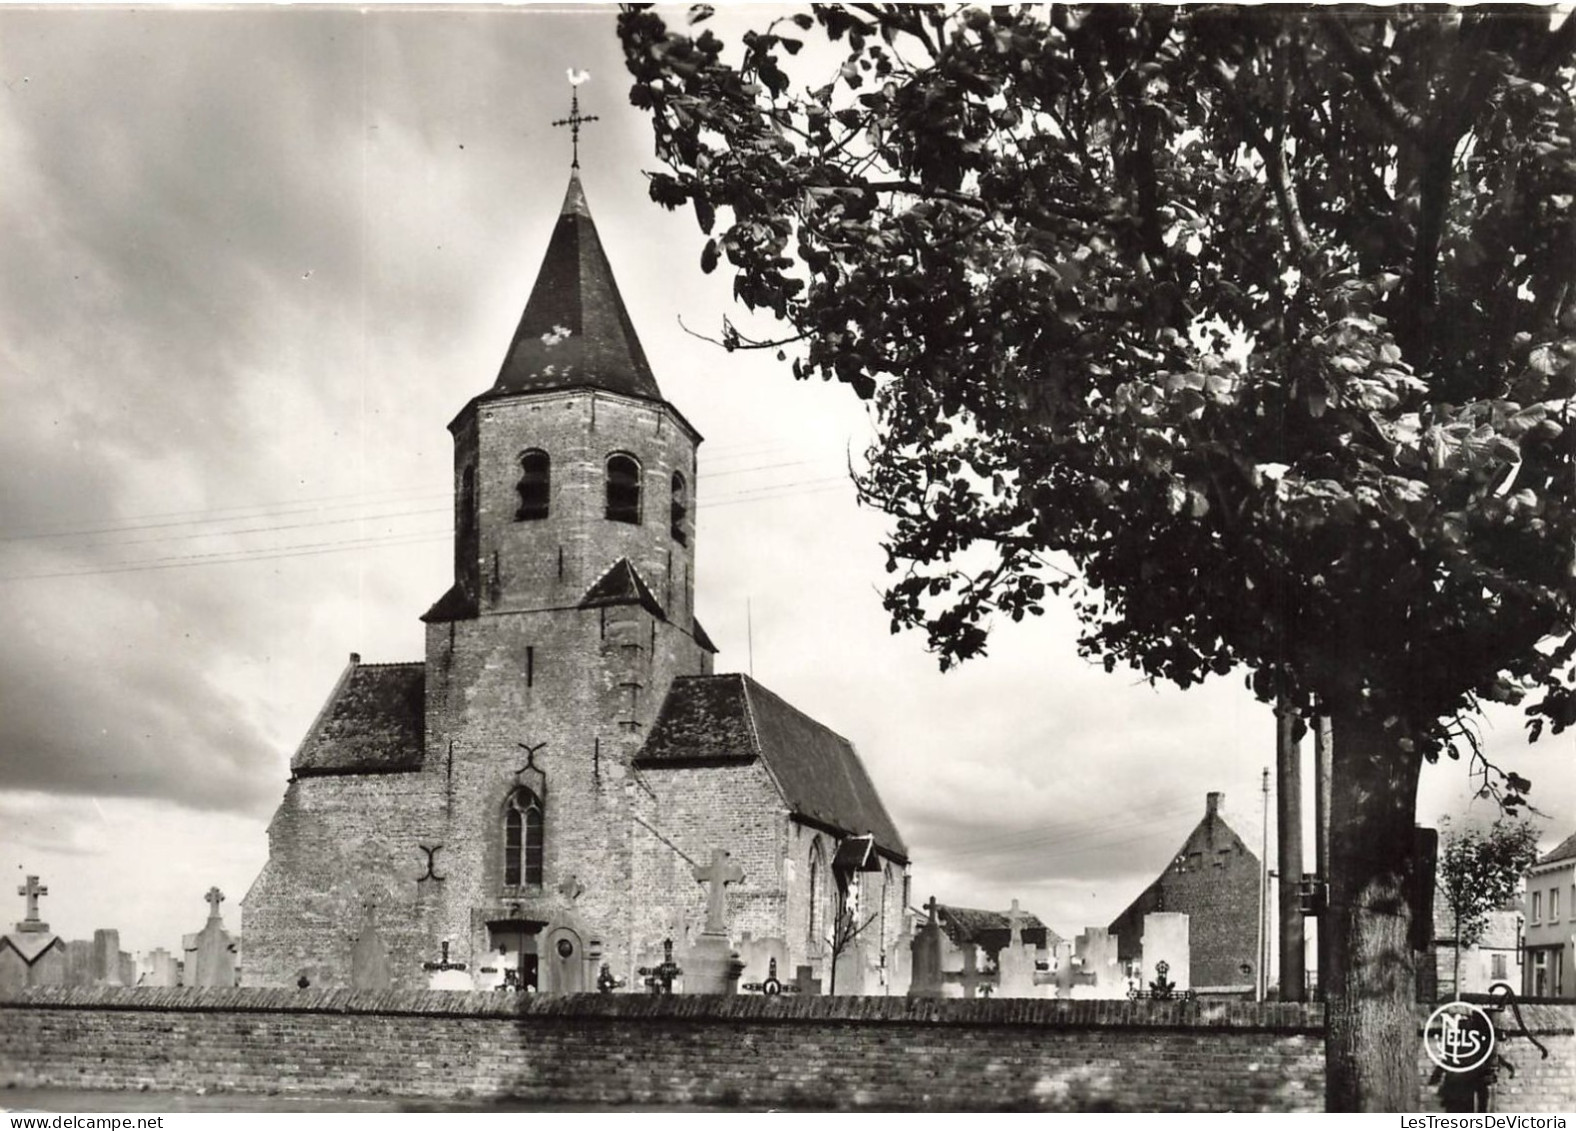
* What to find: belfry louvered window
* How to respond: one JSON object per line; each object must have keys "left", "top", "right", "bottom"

{"left": 670, "top": 471, "right": 688, "bottom": 545}
{"left": 606, "top": 453, "right": 642, "bottom": 525}
{"left": 504, "top": 788, "right": 544, "bottom": 887}
{"left": 516, "top": 450, "right": 550, "bottom": 520}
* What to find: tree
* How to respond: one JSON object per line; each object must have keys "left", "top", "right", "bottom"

{"left": 1436, "top": 817, "right": 1541, "bottom": 999}
{"left": 620, "top": 4, "right": 1576, "bottom": 1110}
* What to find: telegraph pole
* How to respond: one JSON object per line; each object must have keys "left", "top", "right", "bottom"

{"left": 1277, "top": 700, "right": 1306, "bottom": 1001}
{"left": 1258, "top": 766, "right": 1270, "bottom": 1000}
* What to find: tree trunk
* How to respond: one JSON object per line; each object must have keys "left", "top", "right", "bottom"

{"left": 1324, "top": 705, "right": 1425, "bottom": 1112}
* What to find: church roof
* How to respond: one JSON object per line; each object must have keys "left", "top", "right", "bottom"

{"left": 291, "top": 660, "right": 425, "bottom": 777}
{"left": 491, "top": 171, "right": 663, "bottom": 403}
{"left": 421, "top": 584, "right": 477, "bottom": 625}
{"left": 634, "top": 673, "right": 909, "bottom": 862}
{"left": 1537, "top": 829, "right": 1576, "bottom": 867}
{"left": 579, "top": 558, "right": 666, "bottom": 618}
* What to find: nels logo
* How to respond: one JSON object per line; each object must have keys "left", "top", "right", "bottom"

{"left": 1423, "top": 1001, "right": 1497, "bottom": 1074}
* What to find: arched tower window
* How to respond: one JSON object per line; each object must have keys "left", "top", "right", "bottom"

{"left": 606, "top": 453, "right": 642, "bottom": 525}
{"left": 516, "top": 450, "right": 550, "bottom": 520}
{"left": 807, "top": 836, "right": 826, "bottom": 951}
{"left": 670, "top": 471, "right": 688, "bottom": 545}
{"left": 504, "top": 788, "right": 544, "bottom": 888}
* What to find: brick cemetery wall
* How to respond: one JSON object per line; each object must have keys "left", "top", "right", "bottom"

{"left": 2, "top": 988, "right": 1571, "bottom": 1111}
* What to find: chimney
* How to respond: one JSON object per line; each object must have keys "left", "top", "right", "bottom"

{"left": 349, "top": 652, "right": 361, "bottom": 665}
{"left": 1206, "top": 791, "right": 1223, "bottom": 819}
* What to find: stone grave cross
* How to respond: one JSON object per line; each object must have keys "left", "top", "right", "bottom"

{"left": 204, "top": 886, "right": 225, "bottom": 920}
{"left": 1007, "top": 899, "right": 1023, "bottom": 945}
{"left": 16, "top": 874, "right": 48, "bottom": 933}
{"left": 693, "top": 849, "right": 744, "bottom": 936}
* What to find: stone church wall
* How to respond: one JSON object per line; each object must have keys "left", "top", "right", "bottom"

{"left": 632, "top": 762, "right": 787, "bottom": 959}
{"left": 242, "top": 771, "right": 443, "bottom": 989}
{"left": 6, "top": 989, "right": 1573, "bottom": 1110}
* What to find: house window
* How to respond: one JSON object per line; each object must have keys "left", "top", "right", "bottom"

{"left": 1533, "top": 891, "right": 1543, "bottom": 923}
{"left": 670, "top": 471, "right": 688, "bottom": 545}
{"left": 1492, "top": 953, "right": 1508, "bottom": 982}
{"left": 504, "top": 788, "right": 544, "bottom": 888}
{"left": 516, "top": 450, "right": 550, "bottom": 520}
{"left": 1531, "top": 948, "right": 1549, "bottom": 996}
{"left": 606, "top": 454, "right": 641, "bottom": 524}
{"left": 1551, "top": 887, "right": 1561, "bottom": 922}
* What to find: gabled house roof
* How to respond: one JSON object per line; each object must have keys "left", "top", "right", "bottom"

{"left": 934, "top": 904, "right": 1060, "bottom": 952}
{"left": 1537, "top": 830, "right": 1576, "bottom": 868}
{"left": 290, "top": 659, "right": 425, "bottom": 777}
{"left": 634, "top": 673, "right": 908, "bottom": 861}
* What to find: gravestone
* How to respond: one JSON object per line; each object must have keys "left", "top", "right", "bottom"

{"left": 1141, "top": 911, "right": 1191, "bottom": 992}
{"left": 349, "top": 902, "right": 392, "bottom": 991}
{"left": 736, "top": 933, "right": 789, "bottom": 993}
{"left": 792, "top": 964, "right": 822, "bottom": 996}
{"left": 187, "top": 888, "right": 238, "bottom": 988}
{"left": 996, "top": 900, "right": 1038, "bottom": 998}
{"left": 908, "top": 896, "right": 946, "bottom": 999}
{"left": 942, "top": 945, "right": 995, "bottom": 999}
{"left": 543, "top": 924, "right": 587, "bottom": 993}
{"left": 682, "top": 849, "right": 745, "bottom": 994}
{"left": 885, "top": 920, "right": 914, "bottom": 997}
{"left": 1073, "top": 926, "right": 1122, "bottom": 998}
{"left": 64, "top": 939, "right": 94, "bottom": 986}
{"left": 832, "top": 936, "right": 870, "bottom": 996}
{"left": 0, "top": 875, "right": 66, "bottom": 990}
{"left": 93, "top": 929, "right": 124, "bottom": 986}
{"left": 140, "top": 948, "right": 180, "bottom": 988}
{"left": 423, "top": 939, "right": 474, "bottom": 991}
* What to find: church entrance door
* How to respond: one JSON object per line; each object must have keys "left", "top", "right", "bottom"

{"left": 485, "top": 920, "right": 542, "bottom": 992}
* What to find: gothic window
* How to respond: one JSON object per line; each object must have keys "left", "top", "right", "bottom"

{"left": 516, "top": 450, "right": 550, "bottom": 520}
{"left": 606, "top": 454, "right": 642, "bottom": 524}
{"left": 504, "top": 788, "right": 544, "bottom": 888}
{"left": 670, "top": 471, "right": 688, "bottom": 545}
{"left": 807, "top": 837, "right": 826, "bottom": 950}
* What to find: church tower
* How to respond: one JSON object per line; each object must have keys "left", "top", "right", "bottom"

{"left": 416, "top": 167, "right": 714, "bottom": 990}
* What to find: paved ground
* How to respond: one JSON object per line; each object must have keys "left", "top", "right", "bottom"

{"left": 0, "top": 1088, "right": 723, "bottom": 1113}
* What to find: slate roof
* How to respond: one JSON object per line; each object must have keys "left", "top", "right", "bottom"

{"left": 935, "top": 904, "right": 1060, "bottom": 952}
{"left": 579, "top": 558, "right": 666, "bottom": 619}
{"left": 291, "top": 660, "right": 425, "bottom": 777}
{"left": 421, "top": 584, "right": 477, "bottom": 624}
{"left": 1537, "top": 830, "right": 1576, "bottom": 867}
{"left": 634, "top": 673, "right": 908, "bottom": 861}
{"left": 492, "top": 171, "right": 664, "bottom": 403}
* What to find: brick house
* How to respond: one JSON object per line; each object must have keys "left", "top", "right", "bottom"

{"left": 1524, "top": 829, "right": 1576, "bottom": 999}
{"left": 241, "top": 169, "right": 909, "bottom": 993}
{"left": 1107, "top": 791, "right": 1260, "bottom": 992}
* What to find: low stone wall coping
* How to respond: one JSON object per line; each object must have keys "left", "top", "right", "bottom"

{"left": 4, "top": 988, "right": 1570, "bottom": 1036}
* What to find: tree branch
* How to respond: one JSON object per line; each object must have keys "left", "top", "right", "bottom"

{"left": 1319, "top": 15, "right": 1427, "bottom": 144}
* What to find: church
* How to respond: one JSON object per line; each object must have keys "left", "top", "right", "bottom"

{"left": 241, "top": 152, "right": 910, "bottom": 994}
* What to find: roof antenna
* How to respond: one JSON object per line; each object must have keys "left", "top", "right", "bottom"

{"left": 747, "top": 597, "right": 755, "bottom": 678}
{"left": 554, "top": 69, "right": 598, "bottom": 170}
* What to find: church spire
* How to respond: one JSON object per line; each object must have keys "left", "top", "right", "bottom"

{"left": 491, "top": 77, "right": 662, "bottom": 403}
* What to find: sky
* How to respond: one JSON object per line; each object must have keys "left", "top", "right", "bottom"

{"left": 1, "top": 4, "right": 1571, "bottom": 961}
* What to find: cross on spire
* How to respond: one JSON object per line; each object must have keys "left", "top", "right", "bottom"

{"left": 552, "top": 71, "right": 599, "bottom": 170}
{"left": 17, "top": 875, "right": 47, "bottom": 923}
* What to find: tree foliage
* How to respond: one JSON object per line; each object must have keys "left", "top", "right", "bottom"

{"left": 621, "top": 3, "right": 1576, "bottom": 785}
{"left": 620, "top": 4, "right": 1576, "bottom": 1109}
{"left": 1437, "top": 816, "right": 1541, "bottom": 951}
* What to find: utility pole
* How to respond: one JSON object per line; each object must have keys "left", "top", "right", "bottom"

{"left": 1277, "top": 699, "right": 1306, "bottom": 1001}
{"left": 1314, "top": 715, "right": 1333, "bottom": 1000}
{"left": 1257, "top": 766, "right": 1270, "bottom": 1001}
